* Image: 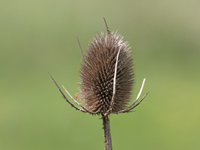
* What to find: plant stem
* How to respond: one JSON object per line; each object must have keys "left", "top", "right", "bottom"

{"left": 102, "top": 114, "right": 112, "bottom": 150}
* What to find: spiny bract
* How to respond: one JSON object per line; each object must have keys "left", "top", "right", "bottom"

{"left": 79, "top": 29, "right": 134, "bottom": 114}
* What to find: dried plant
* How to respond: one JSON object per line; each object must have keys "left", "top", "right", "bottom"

{"left": 49, "top": 18, "right": 149, "bottom": 150}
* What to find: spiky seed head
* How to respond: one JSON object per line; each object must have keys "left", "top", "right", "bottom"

{"left": 79, "top": 22, "right": 134, "bottom": 115}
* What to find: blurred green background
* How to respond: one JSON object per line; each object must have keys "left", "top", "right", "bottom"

{"left": 1, "top": 0, "right": 200, "bottom": 150}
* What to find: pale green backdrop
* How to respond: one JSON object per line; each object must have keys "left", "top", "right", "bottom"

{"left": 1, "top": 0, "right": 200, "bottom": 150}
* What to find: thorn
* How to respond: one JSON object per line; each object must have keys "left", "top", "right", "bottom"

{"left": 103, "top": 17, "right": 110, "bottom": 34}
{"left": 74, "top": 32, "right": 85, "bottom": 60}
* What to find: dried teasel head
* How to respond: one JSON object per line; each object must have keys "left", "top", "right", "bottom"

{"left": 79, "top": 20, "right": 134, "bottom": 114}
{"left": 49, "top": 18, "right": 149, "bottom": 150}
{"left": 49, "top": 18, "right": 149, "bottom": 117}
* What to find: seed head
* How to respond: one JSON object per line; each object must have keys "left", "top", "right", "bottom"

{"left": 49, "top": 18, "right": 149, "bottom": 150}
{"left": 79, "top": 21, "right": 134, "bottom": 114}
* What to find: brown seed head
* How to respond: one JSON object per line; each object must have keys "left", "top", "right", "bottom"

{"left": 79, "top": 21, "right": 134, "bottom": 115}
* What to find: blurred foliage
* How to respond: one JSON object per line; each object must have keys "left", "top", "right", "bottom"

{"left": 0, "top": 0, "right": 200, "bottom": 150}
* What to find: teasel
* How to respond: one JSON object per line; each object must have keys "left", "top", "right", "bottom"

{"left": 49, "top": 18, "right": 149, "bottom": 150}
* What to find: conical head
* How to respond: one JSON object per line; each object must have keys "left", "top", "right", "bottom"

{"left": 79, "top": 28, "right": 134, "bottom": 115}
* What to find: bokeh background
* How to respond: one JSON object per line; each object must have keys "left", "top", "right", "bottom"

{"left": 1, "top": 0, "right": 200, "bottom": 150}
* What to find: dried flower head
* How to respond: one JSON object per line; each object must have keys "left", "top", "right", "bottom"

{"left": 79, "top": 28, "right": 134, "bottom": 114}
{"left": 49, "top": 18, "right": 149, "bottom": 117}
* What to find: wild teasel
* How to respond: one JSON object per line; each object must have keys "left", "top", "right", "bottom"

{"left": 49, "top": 18, "right": 149, "bottom": 150}
{"left": 80, "top": 29, "right": 135, "bottom": 114}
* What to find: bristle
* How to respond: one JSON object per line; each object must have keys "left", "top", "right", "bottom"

{"left": 79, "top": 28, "right": 134, "bottom": 114}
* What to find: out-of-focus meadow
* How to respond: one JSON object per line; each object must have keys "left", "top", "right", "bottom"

{"left": 0, "top": 0, "right": 200, "bottom": 150}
